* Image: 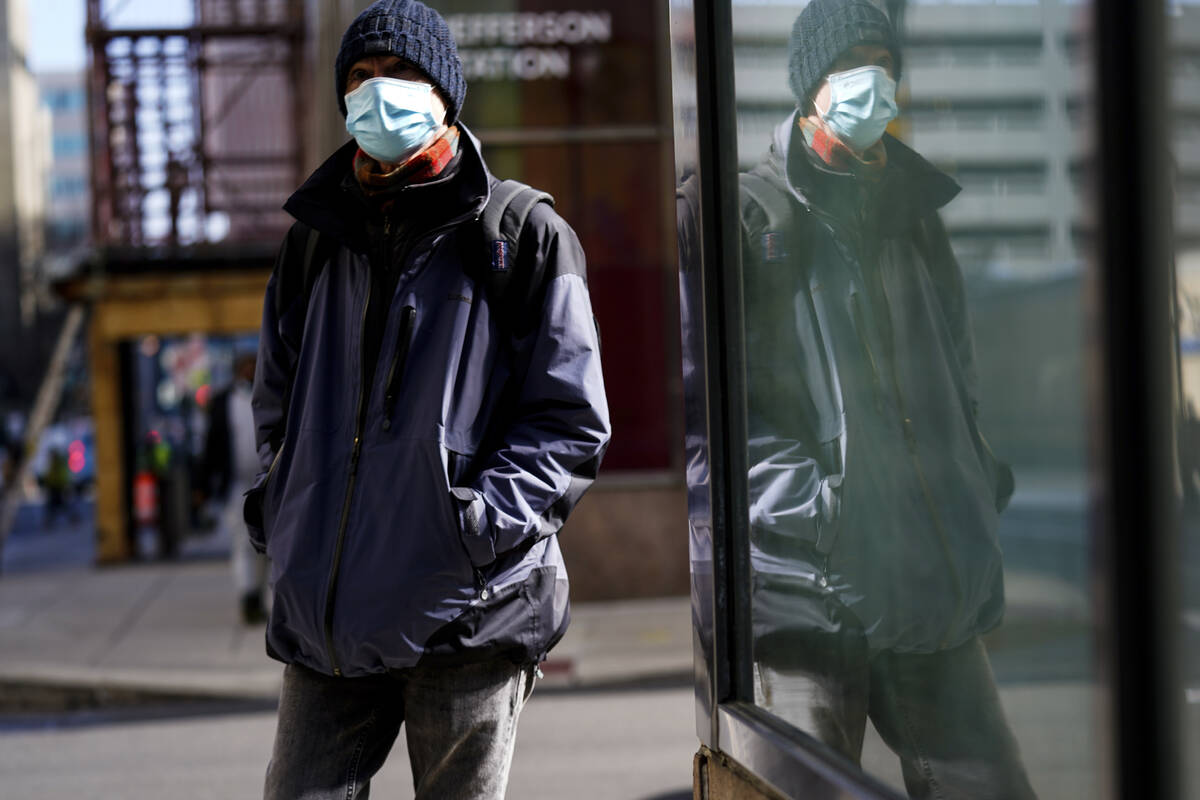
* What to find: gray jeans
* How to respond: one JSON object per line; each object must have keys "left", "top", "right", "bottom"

{"left": 755, "top": 636, "right": 1037, "bottom": 800}
{"left": 264, "top": 658, "right": 536, "bottom": 800}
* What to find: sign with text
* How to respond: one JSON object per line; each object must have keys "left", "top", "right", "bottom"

{"left": 450, "top": 11, "right": 614, "bottom": 81}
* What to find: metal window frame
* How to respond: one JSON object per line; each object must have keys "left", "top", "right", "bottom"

{"left": 1094, "top": 1, "right": 1180, "bottom": 798}
{"left": 673, "top": 0, "right": 1179, "bottom": 796}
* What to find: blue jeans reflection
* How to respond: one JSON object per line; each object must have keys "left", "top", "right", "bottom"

{"left": 755, "top": 632, "right": 1036, "bottom": 800}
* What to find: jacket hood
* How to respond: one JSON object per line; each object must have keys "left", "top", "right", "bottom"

{"left": 283, "top": 124, "right": 492, "bottom": 251}
{"left": 765, "top": 111, "right": 960, "bottom": 224}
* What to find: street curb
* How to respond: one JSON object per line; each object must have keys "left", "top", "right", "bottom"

{"left": 0, "top": 668, "right": 695, "bottom": 716}
{"left": 0, "top": 678, "right": 274, "bottom": 714}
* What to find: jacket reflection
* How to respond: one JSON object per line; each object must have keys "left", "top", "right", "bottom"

{"left": 678, "top": 1, "right": 1039, "bottom": 797}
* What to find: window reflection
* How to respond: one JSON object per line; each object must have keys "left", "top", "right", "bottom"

{"left": 728, "top": 0, "right": 1096, "bottom": 796}
{"left": 1172, "top": 5, "right": 1200, "bottom": 798}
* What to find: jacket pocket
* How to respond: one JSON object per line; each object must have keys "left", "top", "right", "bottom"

{"left": 242, "top": 449, "right": 282, "bottom": 554}
{"left": 450, "top": 485, "right": 494, "bottom": 568}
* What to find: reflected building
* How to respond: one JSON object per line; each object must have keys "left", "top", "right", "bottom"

{"left": 0, "top": 0, "right": 51, "bottom": 408}
{"left": 731, "top": 1, "right": 1200, "bottom": 279}
{"left": 38, "top": 70, "right": 90, "bottom": 265}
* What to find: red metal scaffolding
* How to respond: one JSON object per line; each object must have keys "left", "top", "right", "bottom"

{"left": 86, "top": 0, "right": 308, "bottom": 250}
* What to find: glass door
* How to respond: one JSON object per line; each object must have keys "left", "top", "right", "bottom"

{"left": 673, "top": 1, "right": 1183, "bottom": 797}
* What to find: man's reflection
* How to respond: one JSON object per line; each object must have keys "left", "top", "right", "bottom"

{"left": 739, "top": 1, "right": 1035, "bottom": 796}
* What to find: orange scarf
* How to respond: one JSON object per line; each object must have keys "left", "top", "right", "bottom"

{"left": 353, "top": 126, "right": 461, "bottom": 197}
{"left": 797, "top": 116, "right": 887, "bottom": 178}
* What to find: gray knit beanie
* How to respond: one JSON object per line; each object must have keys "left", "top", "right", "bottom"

{"left": 788, "top": 0, "right": 901, "bottom": 107}
{"left": 335, "top": 0, "right": 467, "bottom": 123}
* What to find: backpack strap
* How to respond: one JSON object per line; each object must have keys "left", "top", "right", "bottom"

{"left": 273, "top": 222, "right": 334, "bottom": 323}
{"left": 481, "top": 179, "right": 554, "bottom": 303}
{"left": 267, "top": 222, "right": 334, "bottom": 453}
{"left": 739, "top": 172, "right": 796, "bottom": 263}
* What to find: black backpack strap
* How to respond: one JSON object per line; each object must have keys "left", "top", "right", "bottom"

{"left": 477, "top": 180, "right": 556, "bottom": 340}
{"left": 481, "top": 179, "right": 554, "bottom": 304}
{"left": 739, "top": 172, "right": 796, "bottom": 263}
{"left": 273, "top": 222, "right": 335, "bottom": 324}
{"left": 266, "top": 222, "right": 335, "bottom": 454}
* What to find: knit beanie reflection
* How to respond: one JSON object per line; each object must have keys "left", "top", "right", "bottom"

{"left": 335, "top": 0, "right": 467, "bottom": 123}
{"left": 788, "top": 0, "right": 901, "bottom": 107}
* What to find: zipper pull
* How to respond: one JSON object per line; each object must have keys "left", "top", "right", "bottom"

{"left": 475, "top": 568, "right": 489, "bottom": 600}
{"left": 902, "top": 418, "right": 917, "bottom": 452}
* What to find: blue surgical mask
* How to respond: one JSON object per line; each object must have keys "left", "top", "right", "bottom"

{"left": 816, "top": 65, "right": 899, "bottom": 152}
{"left": 344, "top": 77, "right": 441, "bottom": 164}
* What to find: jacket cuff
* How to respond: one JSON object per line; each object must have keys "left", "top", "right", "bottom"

{"left": 451, "top": 487, "right": 495, "bottom": 566}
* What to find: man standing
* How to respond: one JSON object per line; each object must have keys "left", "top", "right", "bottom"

{"left": 736, "top": 0, "right": 1036, "bottom": 797}
{"left": 245, "top": 1, "right": 610, "bottom": 797}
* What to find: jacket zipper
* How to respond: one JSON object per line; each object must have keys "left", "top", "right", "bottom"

{"left": 382, "top": 305, "right": 417, "bottom": 430}
{"left": 322, "top": 215, "right": 397, "bottom": 677}
{"left": 866, "top": 251, "right": 966, "bottom": 648}
{"left": 323, "top": 275, "right": 373, "bottom": 676}
{"left": 849, "top": 293, "right": 886, "bottom": 413}
{"left": 317, "top": 204, "right": 485, "bottom": 675}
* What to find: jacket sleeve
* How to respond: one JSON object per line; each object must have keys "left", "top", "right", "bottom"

{"left": 746, "top": 433, "right": 841, "bottom": 555}
{"left": 676, "top": 174, "right": 837, "bottom": 549}
{"left": 243, "top": 226, "right": 308, "bottom": 542}
{"left": 452, "top": 210, "right": 611, "bottom": 566}
{"left": 740, "top": 210, "right": 842, "bottom": 555}
{"left": 919, "top": 211, "right": 1015, "bottom": 511}
{"left": 918, "top": 212, "right": 982, "bottom": 414}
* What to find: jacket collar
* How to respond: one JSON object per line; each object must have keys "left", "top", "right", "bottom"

{"left": 763, "top": 110, "right": 960, "bottom": 227}
{"left": 283, "top": 124, "right": 493, "bottom": 252}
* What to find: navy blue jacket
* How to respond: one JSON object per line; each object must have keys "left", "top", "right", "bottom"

{"left": 247, "top": 128, "right": 610, "bottom": 677}
{"left": 740, "top": 115, "right": 1009, "bottom": 654}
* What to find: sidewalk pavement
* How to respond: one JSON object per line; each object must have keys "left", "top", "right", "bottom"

{"left": 0, "top": 532, "right": 693, "bottom": 710}
{"left": 0, "top": 488, "right": 1093, "bottom": 713}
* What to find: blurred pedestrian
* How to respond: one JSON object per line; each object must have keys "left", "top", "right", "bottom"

{"left": 40, "top": 448, "right": 72, "bottom": 528}
{"left": 204, "top": 351, "right": 269, "bottom": 624}
{"left": 243, "top": 1, "right": 610, "bottom": 798}
{"left": 0, "top": 429, "right": 15, "bottom": 492}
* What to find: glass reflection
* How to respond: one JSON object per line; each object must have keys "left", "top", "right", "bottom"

{"left": 734, "top": 0, "right": 1085, "bottom": 796}
{"left": 1173, "top": 5, "right": 1200, "bottom": 797}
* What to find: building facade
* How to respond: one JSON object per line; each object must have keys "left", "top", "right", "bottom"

{"left": 38, "top": 70, "right": 89, "bottom": 263}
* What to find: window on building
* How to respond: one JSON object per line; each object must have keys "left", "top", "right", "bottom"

{"left": 52, "top": 133, "right": 88, "bottom": 158}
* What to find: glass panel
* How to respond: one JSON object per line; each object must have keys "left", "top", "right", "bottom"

{"left": 724, "top": 1, "right": 1101, "bottom": 796}
{"left": 1173, "top": 3, "right": 1200, "bottom": 797}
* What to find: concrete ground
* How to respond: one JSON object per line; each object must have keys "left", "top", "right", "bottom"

{"left": 0, "top": 504, "right": 700, "bottom": 799}
{"left": 0, "top": 688, "right": 698, "bottom": 800}
{"left": 0, "top": 562, "right": 695, "bottom": 706}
